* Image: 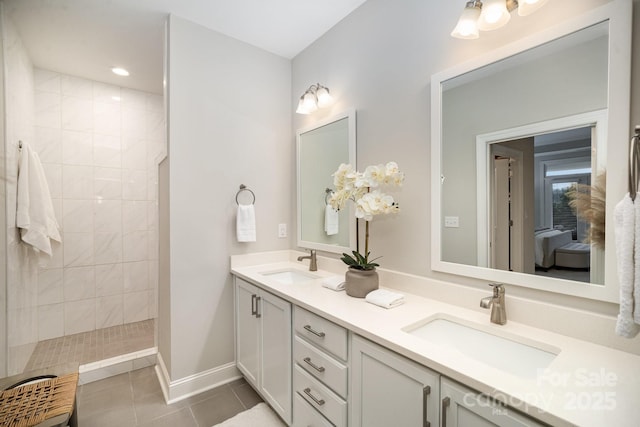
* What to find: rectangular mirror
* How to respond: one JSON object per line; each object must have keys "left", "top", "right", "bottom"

{"left": 431, "top": 0, "right": 632, "bottom": 302}
{"left": 297, "top": 109, "right": 356, "bottom": 253}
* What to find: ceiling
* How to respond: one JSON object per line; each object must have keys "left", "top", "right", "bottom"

{"left": 3, "top": 0, "right": 368, "bottom": 94}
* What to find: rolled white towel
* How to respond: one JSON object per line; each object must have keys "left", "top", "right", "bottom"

{"left": 614, "top": 194, "right": 640, "bottom": 338}
{"left": 322, "top": 275, "right": 345, "bottom": 291}
{"left": 365, "top": 289, "right": 405, "bottom": 309}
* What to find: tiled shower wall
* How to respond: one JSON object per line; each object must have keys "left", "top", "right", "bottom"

{"left": 33, "top": 68, "right": 163, "bottom": 341}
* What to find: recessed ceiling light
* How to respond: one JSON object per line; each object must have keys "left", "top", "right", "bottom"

{"left": 111, "top": 67, "right": 129, "bottom": 76}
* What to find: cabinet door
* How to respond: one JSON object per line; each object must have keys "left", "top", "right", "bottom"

{"left": 235, "top": 279, "right": 260, "bottom": 388}
{"left": 351, "top": 335, "right": 440, "bottom": 427}
{"left": 260, "top": 290, "right": 292, "bottom": 425}
{"left": 440, "top": 379, "right": 546, "bottom": 427}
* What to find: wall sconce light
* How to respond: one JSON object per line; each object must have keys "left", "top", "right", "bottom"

{"left": 296, "top": 83, "right": 333, "bottom": 114}
{"left": 451, "top": 0, "right": 549, "bottom": 39}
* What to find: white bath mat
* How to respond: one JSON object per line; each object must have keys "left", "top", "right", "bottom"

{"left": 212, "top": 403, "right": 286, "bottom": 427}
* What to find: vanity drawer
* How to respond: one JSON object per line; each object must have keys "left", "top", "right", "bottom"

{"left": 294, "top": 336, "right": 348, "bottom": 398}
{"left": 294, "top": 307, "right": 348, "bottom": 361}
{"left": 294, "top": 364, "right": 347, "bottom": 427}
{"left": 293, "top": 393, "right": 334, "bottom": 427}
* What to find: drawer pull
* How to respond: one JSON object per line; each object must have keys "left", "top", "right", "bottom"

{"left": 442, "top": 397, "right": 451, "bottom": 427}
{"left": 255, "top": 296, "right": 262, "bottom": 318}
{"left": 303, "top": 357, "right": 326, "bottom": 373}
{"left": 303, "top": 387, "right": 325, "bottom": 406}
{"left": 303, "top": 324, "right": 326, "bottom": 338}
{"left": 251, "top": 294, "right": 257, "bottom": 316}
{"left": 423, "top": 385, "right": 431, "bottom": 427}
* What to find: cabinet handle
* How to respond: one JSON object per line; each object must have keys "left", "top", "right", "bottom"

{"left": 423, "top": 385, "right": 431, "bottom": 427}
{"left": 303, "top": 324, "right": 326, "bottom": 338}
{"left": 250, "top": 294, "right": 257, "bottom": 316}
{"left": 441, "top": 397, "right": 450, "bottom": 427}
{"left": 303, "top": 357, "right": 326, "bottom": 373}
{"left": 255, "top": 296, "right": 262, "bottom": 318}
{"left": 303, "top": 387, "right": 325, "bottom": 406}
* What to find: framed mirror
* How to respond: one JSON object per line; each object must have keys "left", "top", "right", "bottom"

{"left": 297, "top": 109, "right": 356, "bottom": 253}
{"left": 431, "top": 0, "right": 631, "bottom": 302}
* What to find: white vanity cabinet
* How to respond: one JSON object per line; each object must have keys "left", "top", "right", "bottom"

{"left": 293, "top": 306, "right": 349, "bottom": 427}
{"left": 350, "top": 334, "right": 440, "bottom": 427}
{"left": 440, "top": 379, "right": 546, "bottom": 427}
{"left": 235, "top": 278, "right": 292, "bottom": 425}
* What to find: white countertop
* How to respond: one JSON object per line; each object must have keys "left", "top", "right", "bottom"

{"left": 231, "top": 254, "right": 640, "bottom": 427}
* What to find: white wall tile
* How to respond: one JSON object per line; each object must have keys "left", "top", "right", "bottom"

{"left": 122, "top": 107, "right": 146, "bottom": 138}
{"left": 34, "top": 127, "right": 62, "bottom": 163}
{"left": 63, "top": 199, "right": 94, "bottom": 232}
{"left": 93, "top": 82, "right": 121, "bottom": 104}
{"left": 123, "top": 231, "right": 147, "bottom": 262}
{"left": 123, "top": 201, "right": 147, "bottom": 232}
{"left": 35, "top": 91, "right": 61, "bottom": 129}
{"left": 38, "top": 303, "right": 64, "bottom": 340}
{"left": 64, "top": 299, "right": 96, "bottom": 335}
{"left": 94, "top": 200, "right": 122, "bottom": 232}
{"left": 62, "top": 165, "right": 93, "bottom": 199}
{"left": 62, "top": 130, "right": 92, "bottom": 165}
{"left": 61, "top": 75, "right": 92, "bottom": 98}
{"left": 63, "top": 266, "right": 95, "bottom": 301}
{"left": 122, "top": 136, "right": 146, "bottom": 170}
{"left": 123, "top": 291, "right": 149, "bottom": 323}
{"left": 147, "top": 230, "right": 158, "bottom": 261}
{"left": 94, "top": 232, "right": 122, "bottom": 265}
{"left": 42, "top": 163, "right": 62, "bottom": 198}
{"left": 37, "top": 268, "right": 63, "bottom": 305}
{"left": 122, "top": 169, "right": 147, "bottom": 200}
{"left": 121, "top": 88, "right": 147, "bottom": 110}
{"left": 146, "top": 109, "right": 165, "bottom": 142}
{"left": 93, "top": 134, "right": 121, "bottom": 168}
{"left": 95, "top": 263, "right": 123, "bottom": 297}
{"left": 124, "top": 261, "right": 149, "bottom": 292}
{"left": 94, "top": 167, "right": 122, "bottom": 199}
{"left": 96, "top": 295, "right": 123, "bottom": 329}
{"left": 148, "top": 289, "right": 157, "bottom": 318}
{"left": 63, "top": 232, "right": 94, "bottom": 267}
{"left": 61, "top": 96, "right": 92, "bottom": 132}
{"left": 94, "top": 101, "right": 121, "bottom": 136}
{"left": 146, "top": 93, "right": 163, "bottom": 113}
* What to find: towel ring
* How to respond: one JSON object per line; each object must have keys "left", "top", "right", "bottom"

{"left": 324, "top": 188, "right": 334, "bottom": 206}
{"left": 630, "top": 126, "right": 640, "bottom": 201}
{"left": 236, "top": 184, "right": 255, "bottom": 205}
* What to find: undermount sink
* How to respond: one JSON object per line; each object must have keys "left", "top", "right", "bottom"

{"left": 403, "top": 314, "right": 559, "bottom": 379}
{"left": 260, "top": 269, "right": 319, "bottom": 285}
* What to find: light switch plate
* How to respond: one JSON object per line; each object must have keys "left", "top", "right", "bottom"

{"left": 444, "top": 216, "right": 459, "bottom": 228}
{"left": 278, "top": 223, "right": 287, "bottom": 238}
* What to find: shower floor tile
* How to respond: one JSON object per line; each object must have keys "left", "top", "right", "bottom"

{"left": 24, "top": 319, "right": 155, "bottom": 372}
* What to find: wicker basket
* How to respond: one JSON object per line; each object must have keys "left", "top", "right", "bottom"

{"left": 0, "top": 372, "right": 78, "bottom": 427}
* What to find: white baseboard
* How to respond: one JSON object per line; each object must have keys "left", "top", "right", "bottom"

{"left": 155, "top": 351, "right": 242, "bottom": 404}
{"left": 79, "top": 347, "right": 157, "bottom": 385}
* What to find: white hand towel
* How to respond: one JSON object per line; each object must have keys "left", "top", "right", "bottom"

{"left": 365, "top": 289, "right": 405, "bottom": 309}
{"left": 321, "top": 275, "right": 345, "bottom": 291}
{"left": 614, "top": 194, "right": 640, "bottom": 338}
{"left": 236, "top": 204, "right": 256, "bottom": 242}
{"left": 16, "top": 142, "right": 61, "bottom": 267}
{"left": 635, "top": 194, "right": 640, "bottom": 324}
{"left": 324, "top": 205, "right": 339, "bottom": 236}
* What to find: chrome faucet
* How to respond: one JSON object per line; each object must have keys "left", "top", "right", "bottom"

{"left": 480, "top": 283, "right": 507, "bottom": 325}
{"left": 297, "top": 249, "right": 317, "bottom": 271}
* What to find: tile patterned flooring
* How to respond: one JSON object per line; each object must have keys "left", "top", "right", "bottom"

{"left": 77, "top": 366, "right": 262, "bottom": 426}
{"left": 25, "top": 319, "right": 155, "bottom": 371}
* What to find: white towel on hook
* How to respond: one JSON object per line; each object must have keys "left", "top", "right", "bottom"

{"left": 614, "top": 194, "right": 640, "bottom": 338}
{"left": 16, "top": 142, "right": 61, "bottom": 267}
{"left": 236, "top": 204, "right": 256, "bottom": 242}
{"left": 324, "top": 205, "right": 339, "bottom": 236}
{"left": 365, "top": 289, "right": 405, "bottom": 309}
{"left": 635, "top": 195, "right": 640, "bottom": 324}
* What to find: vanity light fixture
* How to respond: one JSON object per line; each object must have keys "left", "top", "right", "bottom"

{"left": 451, "top": 0, "right": 549, "bottom": 39}
{"left": 295, "top": 83, "right": 334, "bottom": 114}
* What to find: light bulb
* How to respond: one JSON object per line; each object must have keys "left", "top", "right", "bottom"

{"left": 451, "top": 2, "right": 481, "bottom": 39}
{"left": 518, "top": 0, "right": 550, "bottom": 16}
{"left": 296, "top": 97, "right": 310, "bottom": 114}
{"left": 477, "top": 0, "right": 511, "bottom": 31}
{"left": 302, "top": 92, "right": 318, "bottom": 113}
{"left": 111, "top": 67, "right": 129, "bottom": 76}
{"left": 316, "top": 86, "right": 333, "bottom": 108}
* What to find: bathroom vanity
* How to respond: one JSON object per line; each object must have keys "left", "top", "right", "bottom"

{"left": 231, "top": 251, "right": 640, "bottom": 427}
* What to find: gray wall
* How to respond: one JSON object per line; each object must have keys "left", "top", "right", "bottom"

{"left": 163, "top": 15, "right": 291, "bottom": 381}
{"left": 0, "top": 3, "right": 6, "bottom": 378}
{"left": 293, "top": 0, "right": 638, "bottom": 308}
